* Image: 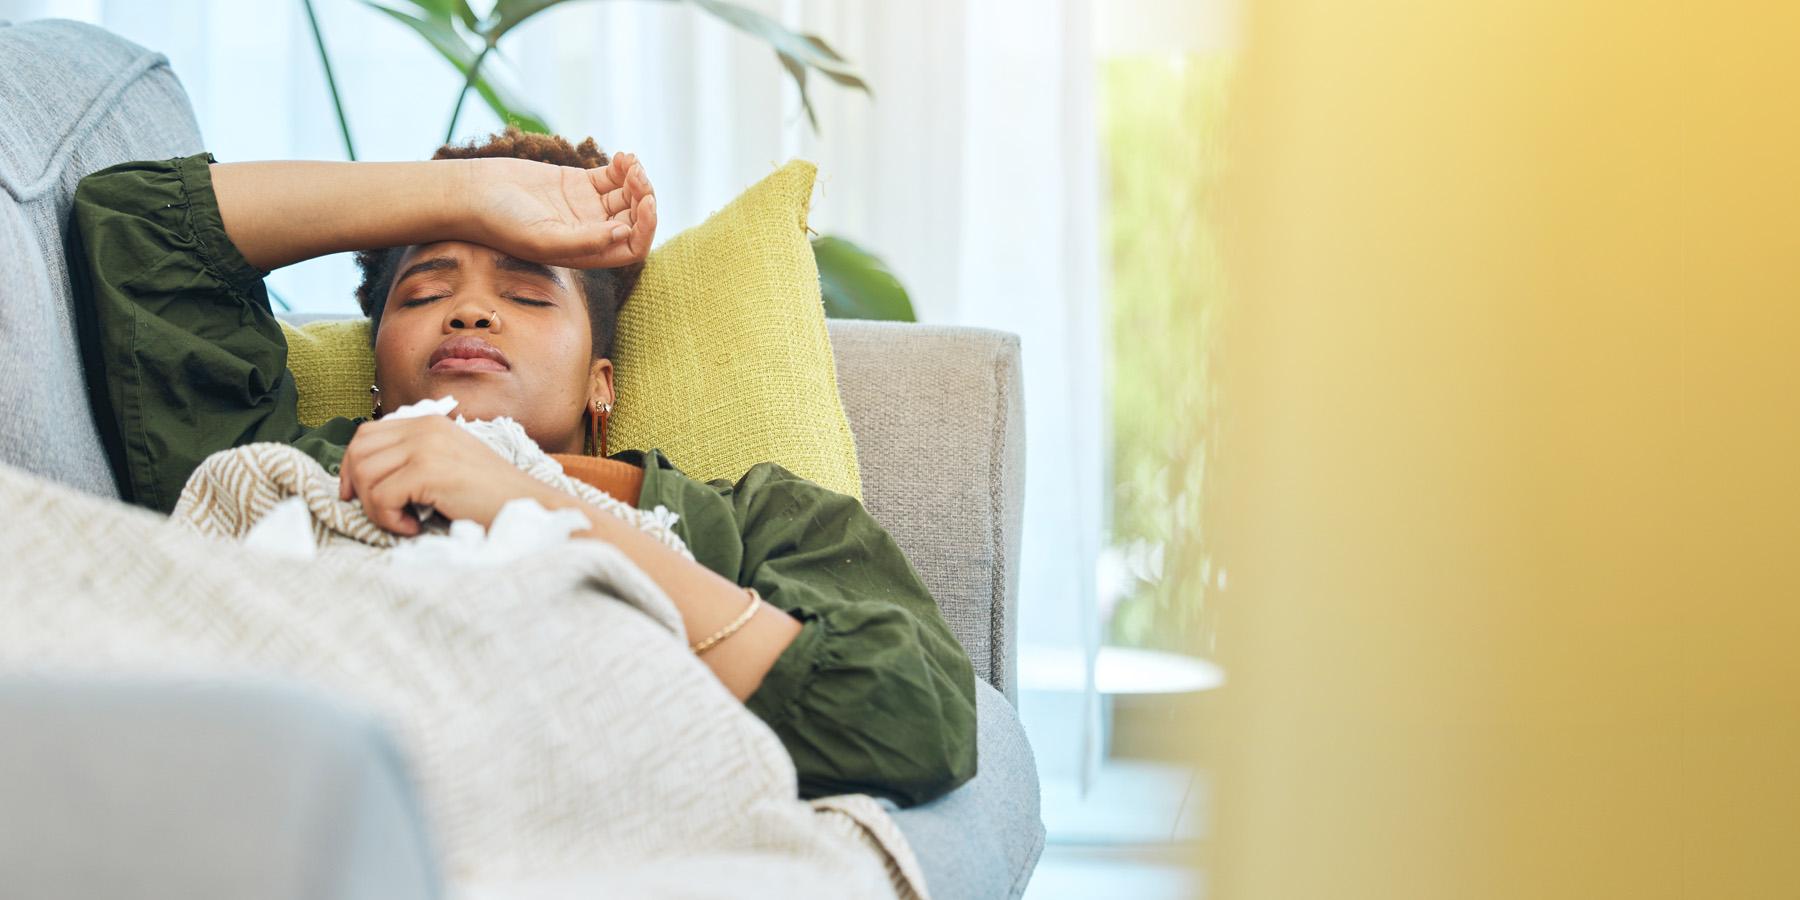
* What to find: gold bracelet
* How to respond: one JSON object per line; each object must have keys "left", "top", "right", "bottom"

{"left": 691, "top": 587, "right": 762, "bottom": 654}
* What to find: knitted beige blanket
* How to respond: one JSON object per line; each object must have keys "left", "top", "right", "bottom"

{"left": 0, "top": 451, "right": 929, "bottom": 899}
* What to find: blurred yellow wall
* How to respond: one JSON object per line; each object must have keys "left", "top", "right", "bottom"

{"left": 1207, "top": 1, "right": 1799, "bottom": 896}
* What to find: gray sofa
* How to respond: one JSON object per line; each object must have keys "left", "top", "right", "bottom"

{"left": 0, "top": 18, "right": 1043, "bottom": 900}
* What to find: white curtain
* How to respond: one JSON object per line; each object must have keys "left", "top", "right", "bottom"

{"left": 9, "top": 0, "right": 1106, "bottom": 793}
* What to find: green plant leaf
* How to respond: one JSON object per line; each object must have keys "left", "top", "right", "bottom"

{"left": 377, "top": 0, "right": 483, "bottom": 38}
{"left": 375, "top": 0, "right": 447, "bottom": 20}
{"left": 687, "top": 0, "right": 868, "bottom": 133}
{"left": 452, "top": 0, "right": 481, "bottom": 32}
{"left": 796, "top": 32, "right": 870, "bottom": 93}
{"left": 302, "top": 0, "right": 358, "bottom": 160}
{"left": 812, "top": 235, "right": 916, "bottom": 322}
{"left": 689, "top": 0, "right": 865, "bottom": 87}
{"left": 484, "top": 0, "right": 570, "bottom": 42}
{"left": 776, "top": 51, "right": 819, "bottom": 132}
{"left": 363, "top": 1, "right": 551, "bottom": 135}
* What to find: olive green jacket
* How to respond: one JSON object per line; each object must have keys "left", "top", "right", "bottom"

{"left": 65, "top": 152, "right": 977, "bottom": 808}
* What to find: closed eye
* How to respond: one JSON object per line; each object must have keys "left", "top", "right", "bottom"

{"left": 399, "top": 295, "right": 551, "bottom": 309}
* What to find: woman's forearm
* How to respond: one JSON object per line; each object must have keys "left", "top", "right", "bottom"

{"left": 210, "top": 159, "right": 472, "bottom": 272}
{"left": 536, "top": 491, "right": 803, "bottom": 701}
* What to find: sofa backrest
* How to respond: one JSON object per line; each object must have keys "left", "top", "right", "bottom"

{"left": 0, "top": 19, "right": 204, "bottom": 498}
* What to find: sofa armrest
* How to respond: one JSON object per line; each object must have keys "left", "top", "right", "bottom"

{"left": 827, "top": 320, "right": 1027, "bottom": 705}
{"left": 883, "top": 680, "right": 1046, "bottom": 899}
{"left": 0, "top": 676, "right": 440, "bottom": 900}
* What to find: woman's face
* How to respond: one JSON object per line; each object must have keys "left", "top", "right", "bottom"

{"left": 372, "top": 240, "right": 612, "bottom": 455}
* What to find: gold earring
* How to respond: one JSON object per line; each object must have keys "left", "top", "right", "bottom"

{"left": 589, "top": 399, "right": 613, "bottom": 456}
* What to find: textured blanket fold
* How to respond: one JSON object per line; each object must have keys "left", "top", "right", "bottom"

{"left": 0, "top": 449, "right": 929, "bottom": 899}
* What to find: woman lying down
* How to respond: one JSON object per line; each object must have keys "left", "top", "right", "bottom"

{"left": 55, "top": 128, "right": 974, "bottom": 892}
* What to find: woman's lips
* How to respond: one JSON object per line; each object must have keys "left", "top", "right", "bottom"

{"left": 430, "top": 356, "right": 509, "bottom": 374}
{"left": 428, "top": 336, "right": 511, "bottom": 374}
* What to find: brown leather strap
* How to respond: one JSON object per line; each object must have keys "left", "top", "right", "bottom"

{"left": 549, "top": 453, "right": 645, "bottom": 507}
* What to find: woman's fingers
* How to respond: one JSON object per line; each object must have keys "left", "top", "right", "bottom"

{"left": 579, "top": 218, "right": 629, "bottom": 254}
{"left": 600, "top": 183, "right": 629, "bottom": 217}
{"left": 625, "top": 157, "right": 655, "bottom": 259}
{"left": 629, "top": 192, "right": 656, "bottom": 259}
{"left": 342, "top": 443, "right": 413, "bottom": 504}
{"left": 595, "top": 153, "right": 638, "bottom": 209}
{"left": 583, "top": 192, "right": 655, "bottom": 268}
{"left": 338, "top": 424, "right": 409, "bottom": 500}
{"left": 361, "top": 460, "right": 427, "bottom": 536}
{"left": 589, "top": 155, "right": 649, "bottom": 258}
{"left": 588, "top": 154, "right": 628, "bottom": 198}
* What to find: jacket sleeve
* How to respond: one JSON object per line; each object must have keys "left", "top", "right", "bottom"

{"left": 67, "top": 151, "right": 354, "bottom": 512}
{"left": 732, "top": 462, "right": 978, "bottom": 808}
{"left": 634, "top": 450, "right": 979, "bottom": 808}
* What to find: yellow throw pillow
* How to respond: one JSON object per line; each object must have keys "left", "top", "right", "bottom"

{"left": 280, "top": 159, "right": 864, "bottom": 500}
{"left": 281, "top": 317, "right": 374, "bottom": 429}
{"left": 611, "top": 160, "right": 861, "bottom": 498}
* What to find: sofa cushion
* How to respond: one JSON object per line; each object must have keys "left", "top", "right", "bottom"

{"left": 883, "top": 679, "right": 1046, "bottom": 899}
{"left": 0, "top": 19, "right": 204, "bottom": 498}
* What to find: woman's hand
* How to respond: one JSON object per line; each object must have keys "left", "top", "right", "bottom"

{"left": 337, "top": 415, "right": 564, "bottom": 535}
{"left": 460, "top": 151, "right": 658, "bottom": 270}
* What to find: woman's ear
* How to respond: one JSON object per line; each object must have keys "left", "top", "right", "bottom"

{"left": 588, "top": 357, "right": 615, "bottom": 408}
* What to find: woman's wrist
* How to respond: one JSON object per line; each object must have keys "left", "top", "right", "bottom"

{"left": 541, "top": 484, "right": 801, "bottom": 700}
{"left": 433, "top": 157, "right": 480, "bottom": 242}
{"left": 513, "top": 476, "right": 800, "bottom": 700}
{"left": 515, "top": 479, "right": 625, "bottom": 536}
{"left": 344, "top": 158, "right": 482, "bottom": 251}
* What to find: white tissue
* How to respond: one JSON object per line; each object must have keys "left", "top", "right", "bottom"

{"left": 386, "top": 496, "right": 594, "bottom": 569}
{"left": 243, "top": 496, "right": 317, "bottom": 561}
{"left": 386, "top": 394, "right": 461, "bottom": 420}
